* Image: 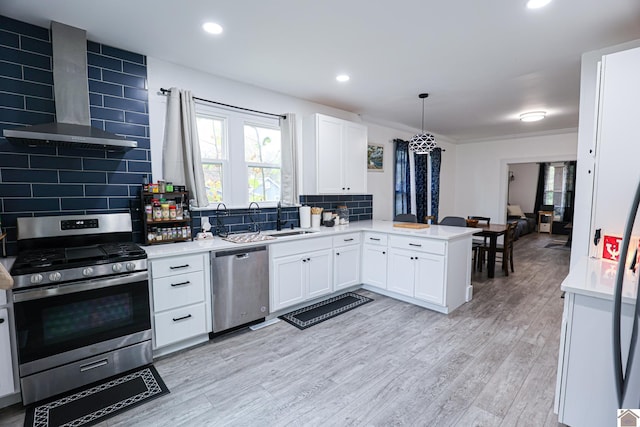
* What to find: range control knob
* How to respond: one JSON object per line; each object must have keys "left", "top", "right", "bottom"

{"left": 112, "top": 263, "right": 123, "bottom": 272}
{"left": 49, "top": 272, "right": 62, "bottom": 282}
{"left": 82, "top": 267, "right": 94, "bottom": 277}
{"left": 126, "top": 262, "right": 136, "bottom": 271}
{"left": 30, "top": 274, "right": 44, "bottom": 284}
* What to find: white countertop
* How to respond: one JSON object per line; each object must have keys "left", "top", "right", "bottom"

{"left": 142, "top": 220, "right": 479, "bottom": 259}
{"left": 561, "top": 256, "right": 638, "bottom": 304}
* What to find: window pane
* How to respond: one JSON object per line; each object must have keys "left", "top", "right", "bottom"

{"left": 203, "top": 163, "right": 223, "bottom": 202}
{"left": 197, "top": 116, "right": 225, "bottom": 160}
{"left": 248, "top": 167, "right": 281, "bottom": 202}
{"left": 244, "top": 125, "right": 281, "bottom": 164}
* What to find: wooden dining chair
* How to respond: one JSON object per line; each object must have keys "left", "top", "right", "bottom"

{"left": 478, "top": 221, "right": 518, "bottom": 276}
{"left": 469, "top": 216, "right": 490, "bottom": 271}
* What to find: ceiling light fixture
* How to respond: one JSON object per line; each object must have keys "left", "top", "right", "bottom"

{"left": 526, "top": 0, "right": 551, "bottom": 9}
{"left": 519, "top": 111, "right": 547, "bottom": 122}
{"left": 336, "top": 74, "right": 350, "bottom": 82}
{"left": 409, "top": 93, "right": 437, "bottom": 155}
{"left": 203, "top": 22, "right": 223, "bottom": 35}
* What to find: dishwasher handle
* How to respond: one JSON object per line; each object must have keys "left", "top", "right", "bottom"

{"left": 214, "top": 245, "right": 267, "bottom": 258}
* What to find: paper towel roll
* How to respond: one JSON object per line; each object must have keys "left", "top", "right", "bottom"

{"left": 299, "top": 206, "right": 311, "bottom": 228}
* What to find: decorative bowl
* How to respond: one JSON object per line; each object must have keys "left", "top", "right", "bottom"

{"left": 466, "top": 219, "right": 479, "bottom": 227}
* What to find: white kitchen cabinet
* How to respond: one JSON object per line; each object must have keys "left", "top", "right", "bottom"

{"left": 556, "top": 290, "right": 640, "bottom": 426}
{"left": 333, "top": 233, "right": 361, "bottom": 291}
{"left": 387, "top": 249, "right": 416, "bottom": 297}
{"left": 386, "top": 248, "right": 445, "bottom": 303}
{"left": 387, "top": 235, "right": 447, "bottom": 300}
{"left": 0, "top": 308, "right": 14, "bottom": 398}
{"left": 384, "top": 235, "right": 454, "bottom": 311}
{"left": 361, "top": 232, "right": 388, "bottom": 289}
{"left": 149, "top": 252, "right": 211, "bottom": 354}
{"left": 413, "top": 253, "right": 445, "bottom": 305}
{"left": 302, "top": 113, "right": 367, "bottom": 194}
{"left": 361, "top": 244, "right": 387, "bottom": 289}
{"left": 571, "top": 45, "right": 640, "bottom": 264}
{"left": 270, "top": 237, "right": 333, "bottom": 312}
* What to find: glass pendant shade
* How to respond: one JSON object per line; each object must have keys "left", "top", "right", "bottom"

{"left": 409, "top": 93, "right": 437, "bottom": 155}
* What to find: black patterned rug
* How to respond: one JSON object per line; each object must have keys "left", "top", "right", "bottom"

{"left": 279, "top": 292, "right": 373, "bottom": 330}
{"left": 23, "top": 365, "right": 169, "bottom": 427}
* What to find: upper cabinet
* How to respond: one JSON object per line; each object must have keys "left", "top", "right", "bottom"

{"left": 303, "top": 114, "right": 367, "bottom": 194}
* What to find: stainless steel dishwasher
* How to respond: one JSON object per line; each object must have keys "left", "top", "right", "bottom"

{"left": 210, "top": 245, "right": 269, "bottom": 333}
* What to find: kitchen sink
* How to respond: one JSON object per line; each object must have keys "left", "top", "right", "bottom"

{"left": 272, "top": 230, "right": 316, "bottom": 237}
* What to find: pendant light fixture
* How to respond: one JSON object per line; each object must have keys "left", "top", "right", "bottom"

{"left": 409, "top": 93, "right": 437, "bottom": 154}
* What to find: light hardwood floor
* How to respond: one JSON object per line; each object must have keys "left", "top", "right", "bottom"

{"left": 0, "top": 232, "right": 570, "bottom": 427}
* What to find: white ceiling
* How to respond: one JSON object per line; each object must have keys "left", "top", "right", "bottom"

{"left": 2, "top": 0, "right": 640, "bottom": 142}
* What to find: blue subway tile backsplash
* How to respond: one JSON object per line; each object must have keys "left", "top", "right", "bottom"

{"left": 299, "top": 194, "right": 373, "bottom": 222}
{"left": 188, "top": 194, "right": 373, "bottom": 237}
{"left": 0, "top": 15, "right": 151, "bottom": 255}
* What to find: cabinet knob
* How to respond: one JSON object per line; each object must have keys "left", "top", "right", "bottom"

{"left": 382, "top": 251, "right": 386, "bottom": 255}
{"left": 307, "top": 257, "right": 311, "bottom": 261}
{"left": 0, "top": 318, "right": 4, "bottom": 324}
{"left": 589, "top": 149, "right": 593, "bottom": 154}
{"left": 336, "top": 252, "right": 340, "bottom": 256}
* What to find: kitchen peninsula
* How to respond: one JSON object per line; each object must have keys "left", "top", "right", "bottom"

{"left": 144, "top": 219, "right": 477, "bottom": 357}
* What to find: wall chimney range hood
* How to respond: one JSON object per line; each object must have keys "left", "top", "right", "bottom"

{"left": 3, "top": 22, "right": 137, "bottom": 150}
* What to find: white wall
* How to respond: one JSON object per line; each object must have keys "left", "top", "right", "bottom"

{"left": 146, "top": 56, "right": 455, "bottom": 220}
{"left": 454, "top": 132, "right": 578, "bottom": 225}
{"left": 508, "top": 163, "right": 539, "bottom": 213}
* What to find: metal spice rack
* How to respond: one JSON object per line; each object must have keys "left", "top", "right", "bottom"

{"left": 141, "top": 190, "right": 192, "bottom": 245}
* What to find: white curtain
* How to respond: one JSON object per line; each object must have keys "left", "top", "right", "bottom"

{"left": 280, "top": 113, "right": 299, "bottom": 206}
{"left": 162, "top": 87, "right": 209, "bottom": 207}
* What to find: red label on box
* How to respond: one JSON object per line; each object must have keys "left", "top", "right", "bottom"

{"left": 603, "top": 235, "right": 622, "bottom": 261}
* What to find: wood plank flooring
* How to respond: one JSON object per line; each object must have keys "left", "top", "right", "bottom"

{"left": 0, "top": 233, "right": 570, "bottom": 427}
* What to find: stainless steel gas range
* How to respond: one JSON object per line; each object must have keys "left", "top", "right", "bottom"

{"left": 9, "top": 213, "right": 151, "bottom": 405}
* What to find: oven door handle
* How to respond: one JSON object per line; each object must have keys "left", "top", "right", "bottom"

{"left": 13, "top": 271, "right": 149, "bottom": 303}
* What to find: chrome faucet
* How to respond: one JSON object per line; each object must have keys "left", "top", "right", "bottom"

{"left": 276, "top": 201, "right": 287, "bottom": 231}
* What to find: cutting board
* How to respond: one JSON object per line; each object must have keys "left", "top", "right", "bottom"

{"left": 393, "top": 222, "right": 430, "bottom": 229}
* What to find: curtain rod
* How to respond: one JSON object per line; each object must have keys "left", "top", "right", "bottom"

{"left": 159, "top": 87, "right": 286, "bottom": 119}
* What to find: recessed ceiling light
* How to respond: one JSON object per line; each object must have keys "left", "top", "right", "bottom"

{"left": 520, "top": 111, "right": 547, "bottom": 122}
{"left": 336, "top": 74, "right": 350, "bottom": 82}
{"left": 203, "top": 22, "right": 223, "bottom": 35}
{"left": 526, "top": 0, "right": 551, "bottom": 9}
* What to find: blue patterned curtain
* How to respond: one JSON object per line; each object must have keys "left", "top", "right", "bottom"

{"left": 414, "top": 152, "right": 428, "bottom": 223}
{"left": 394, "top": 139, "right": 411, "bottom": 216}
{"left": 430, "top": 147, "right": 442, "bottom": 222}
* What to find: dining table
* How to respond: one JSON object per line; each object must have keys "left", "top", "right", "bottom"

{"left": 473, "top": 223, "right": 508, "bottom": 278}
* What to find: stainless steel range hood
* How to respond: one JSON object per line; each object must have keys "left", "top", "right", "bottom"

{"left": 3, "top": 22, "right": 137, "bottom": 150}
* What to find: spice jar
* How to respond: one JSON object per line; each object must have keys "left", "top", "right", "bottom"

{"left": 153, "top": 200, "right": 162, "bottom": 221}
{"left": 161, "top": 203, "right": 170, "bottom": 220}
{"left": 166, "top": 182, "right": 174, "bottom": 192}
{"left": 169, "top": 204, "right": 177, "bottom": 219}
{"left": 145, "top": 204, "right": 152, "bottom": 221}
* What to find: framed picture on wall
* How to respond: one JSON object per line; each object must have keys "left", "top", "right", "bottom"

{"left": 367, "top": 143, "right": 384, "bottom": 172}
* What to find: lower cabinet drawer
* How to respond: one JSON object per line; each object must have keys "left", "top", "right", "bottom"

{"left": 389, "top": 235, "right": 445, "bottom": 255}
{"left": 152, "top": 271, "right": 205, "bottom": 312}
{"left": 363, "top": 232, "right": 387, "bottom": 246}
{"left": 154, "top": 303, "right": 207, "bottom": 348}
{"left": 151, "top": 254, "right": 205, "bottom": 279}
{"left": 0, "top": 290, "right": 5, "bottom": 306}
